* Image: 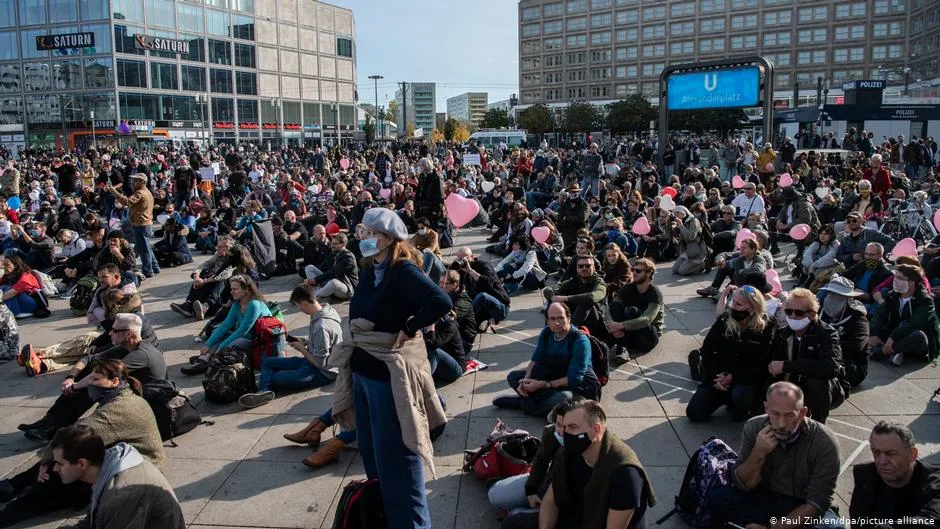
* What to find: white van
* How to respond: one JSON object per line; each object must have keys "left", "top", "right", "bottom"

{"left": 466, "top": 129, "right": 527, "bottom": 149}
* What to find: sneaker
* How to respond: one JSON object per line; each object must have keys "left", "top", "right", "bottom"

{"left": 477, "top": 319, "right": 492, "bottom": 334}
{"left": 180, "top": 358, "right": 209, "bottom": 376}
{"left": 889, "top": 353, "right": 904, "bottom": 367}
{"left": 869, "top": 345, "right": 885, "bottom": 360}
{"left": 492, "top": 395, "right": 523, "bottom": 410}
{"left": 239, "top": 391, "right": 276, "bottom": 409}
{"left": 462, "top": 359, "right": 488, "bottom": 376}
{"left": 771, "top": 247, "right": 782, "bottom": 256}
{"left": 170, "top": 302, "right": 195, "bottom": 318}
{"left": 193, "top": 300, "right": 207, "bottom": 321}
{"left": 14, "top": 313, "right": 33, "bottom": 320}
{"left": 610, "top": 345, "right": 630, "bottom": 366}
{"left": 20, "top": 345, "right": 42, "bottom": 377}
{"left": 696, "top": 286, "right": 718, "bottom": 297}
{"left": 24, "top": 425, "right": 56, "bottom": 444}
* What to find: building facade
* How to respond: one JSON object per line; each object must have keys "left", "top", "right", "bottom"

{"left": 517, "top": 0, "right": 940, "bottom": 107}
{"left": 446, "top": 92, "right": 488, "bottom": 126}
{"left": 394, "top": 82, "right": 435, "bottom": 136}
{"left": 0, "top": 0, "right": 358, "bottom": 151}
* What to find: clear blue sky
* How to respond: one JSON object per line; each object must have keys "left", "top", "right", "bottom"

{"left": 328, "top": 0, "right": 519, "bottom": 112}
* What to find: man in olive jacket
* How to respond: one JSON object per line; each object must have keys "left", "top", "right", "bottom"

{"left": 542, "top": 254, "right": 607, "bottom": 333}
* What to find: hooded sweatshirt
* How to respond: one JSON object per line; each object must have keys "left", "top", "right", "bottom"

{"left": 308, "top": 303, "right": 343, "bottom": 379}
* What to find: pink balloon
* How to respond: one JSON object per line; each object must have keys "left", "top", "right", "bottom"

{"left": 631, "top": 216, "right": 651, "bottom": 236}
{"left": 779, "top": 174, "right": 793, "bottom": 187}
{"left": 531, "top": 226, "right": 551, "bottom": 244}
{"left": 735, "top": 228, "right": 755, "bottom": 250}
{"left": 444, "top": 193, "right": 481, "bottom": 228}
{"left": 788, "top": 223, "right": 811, "bottom": 241}
{"left": 732, "top": 175, "right": 745, "bottom": 189}
{"left": 379, "top": 188, "right": 392, "bottom": 200}
{"left": 892, "top": 238, "right": 918, "bottom": 259}
{"left": 765, "top": 269, "right": 782, "bottom": 295}
{"left": 661, "top": 186, "right": 677, "bottom": 198}
{"left": 933, "top": 209, "right": 940, "bottom": 232}
{"left": 339, "top": 157, "right": 350, "bottom": 170}
{"left": 764, "top": 163, "right": 774, "bottom": 172}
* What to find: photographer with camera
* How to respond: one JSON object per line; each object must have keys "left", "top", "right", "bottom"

{"left": 452, "top": 247, "right": 511, "bottom": 331}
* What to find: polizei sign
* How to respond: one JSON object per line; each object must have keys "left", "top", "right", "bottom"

{"left": 134, "top": 35, "right": 191, "bottom": 55}
{"left": 35, "top": 32, "right": 95, "bottom": 50}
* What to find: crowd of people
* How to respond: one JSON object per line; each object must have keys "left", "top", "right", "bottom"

{"left": 0, "top": 130, "right": 937, "bottom": 529}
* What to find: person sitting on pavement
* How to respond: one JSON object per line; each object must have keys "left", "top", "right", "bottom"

{"left": 97, "top": 231, "right": 140, "bottom": 287}
{"left": 170, "top": 236, "right": 252, "bottom": 320}
{"left": 600, "top": 243, "right": 631, "bottom": 302}
{"left": 836, "top": 211, "right": 896, "bottom": 267}
{"left": 61, "top": 222, "right": 106, "bottom": 286}
{"left": 493, "top": 302, "right": 601, "bottom": 417}
{"left": 849, "top": 421, "right": 940, "bottom": 525}
{"left": 232, "top": 199, "right": 265, "bottom": 244}
{"left": 697, "top": 236, "right": 767, "bottom": 298}
{"left": 710, "top": 204, "right": 741, "bottom": 254}
{"left": 818, "top": 276, "right": 870, "bottom": 388}
{"left": 301, "top": 223, "right": 331, "bottom": 279}
{"left": 671, "top": 205, "right": 708, "bottom": 276}
{"left": 182, "top": 274, "right": 271, "bottom": 375}
{"left": 687, "top": 285, "right": 773, "bottom": 423}
{"left": 542, "top": 254, "right": 607, "bottom": 334}
{"left": 86, "top": 263, "right": 138, "bottom": 327}
{"left": 707, "top": 381, "right": 843, "bottom": 529}
{"left": 425, "top": 307, "right": 484, "bottom": 386}
{"left": 152, "top": 216, "right": 192, "bottom": 268}
{"left": 501, "top": 399, "right": 656, "bottom": 529}
{"left": 768, "top": 288, "right": 849, "bottom": 423}
{"left": 869, "top": 263, "right": 940, "bottom": 367}
{"left": 560, "top": 237, "right": 602, "bottom": 284}
{"left": 798, "top": 224, "right": 842, "bottom": 290}
{"left": 0, "top": 359, "right": 166, "bottom": 528}
{"left": 8, "top": 220, "right": 55, "bottom": 271}
{"left": 303, "top": 232, "right": 358, "bottom": 302}
{"left": 438, "top": 270, "right": 477, "bottom": 355}
{"left": 843, "top": 242, "right": 893, "bottom": 312}
{"left": 496, "top": 236, "right": 548, "bottom": 296}
{"left": 279, "top": 209, "right": 307, "bottom": 270}
{"left": 606, "top": 258, "right": 664, "bottom": 365}
{"left": 0, "top": 254, "right": 47, "bottom": 317}
{"left": 768, "top": 186, "right": 816, "bottom": 257}
{"left": 238, "top": 282, "right": 342, "bottom": 409}
{"left": 452, "top": 246, "right": 512, "bottom": 331}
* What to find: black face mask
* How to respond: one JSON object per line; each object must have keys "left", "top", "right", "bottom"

{"left": 563, "top": 431, "right": 593, "bottom": 456}
{"left": 730, "top": 308, "right": 751, "bottom": 322}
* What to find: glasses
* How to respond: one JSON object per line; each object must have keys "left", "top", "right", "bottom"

{"left": 723, "top": 211, "right": 734, "bottom": 216}
{"left": 577, "top": 263, "right": 593, "bottom": 269}
{"left": 783, "top": 308, "right": 811, "bottom": 318}
{"left": 631, "top": 267, "right": 647, "bottom": 274}
{"left": 109, "top": 328, "right": 128, "bottom": 334}
{"left": 846, "top": 218, "right": 860, "bottom": 224}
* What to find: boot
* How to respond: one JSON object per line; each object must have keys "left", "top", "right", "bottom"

{"left": 284, "top": 419, "right": 327, "bottom": 447}
{"left": 302, "top": 437, "right": 345, "bottom": 468}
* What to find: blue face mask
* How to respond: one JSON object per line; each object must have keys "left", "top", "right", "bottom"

{"left": 359, "top": 238, "right": 379, "bottom": 257}
{"left": 28, "top": 229, "right": 40, "bottom": 239}
{"left": 607, "top": 230, "right": 620, "bottom": 241}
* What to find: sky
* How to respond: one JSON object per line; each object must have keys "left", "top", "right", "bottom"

{"left": 328, "top": 0, "right": 520, "bottom": 113}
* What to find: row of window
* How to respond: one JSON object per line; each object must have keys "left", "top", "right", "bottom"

{"left": 521, "top": 0, "right": 905, "bottom": 21}
{"left": 0, "top": 60, "right": 112, "bottom": 92}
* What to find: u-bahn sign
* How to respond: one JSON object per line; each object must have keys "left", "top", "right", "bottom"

{"left": 36, "top": 32, "right": 95, "bottom": 50}
{"left": 134, "top": 35, "right": 191, "bottom": 55}
{"left": 666, "top": 66, "right": 761, "bottom": 111}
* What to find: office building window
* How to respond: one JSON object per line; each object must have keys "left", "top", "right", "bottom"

{"left": 0, "top": 1, "right": 14, "bottom": 28}
{"left": 642, "top": 5, "right": 664, "bottom": 20}
{"left": 730, "top": 0, "right": 757, "bottom": 8}
{"left": 616, "top": 28, "right": 638, "bottom": 42}
{"left": 701, "top": 0, "right": 725, "bottom": 9}
{"left": 763, "top": 10, "right": 791, "bottom": 25}
{"left": 208, "top": 39, "right": 231, "bottom": 65}
{"left": 544, "top": 38, "right": 561, "bottom": 50}
{"left": 591, "top": 0, "right": 611, "bottom": 8}
{"left": 232, "top": 14, "right": 254, "bottom": 40}
{"left": 670, "top": 21, "right": 694, "bottom": 36}
{"left": 181, "top": 64, "right": 205, "bottom": 91}
{"left": 798, "top": 6, "right": 828, "bottom": 22}
{"left": 543, "top": 2, "right": 563, "bottom": 17}
{"left": 671, "top": 2, "right": 695, "bottom": 16}
{"left": 211, "top": 97, "right": 233, "bottom": 121}
{"left": 851, "top": 25, "right": 864, "bottom": 39}
{"left": 699, "top": 18, "right": 724, "bottom": 33}
{"left": 521, "top": 6, "right": 540, "bottom": 20}
{"left": 544, "top": 21, "right": 562, "bottom": 34}
{"left": 150, "top": 62, "right": 178, "bottom": 90}
{"left": 522, "top": 23, "right": 540, "bottom": 37}
{"left": 50, "top": 0, "right": 78, "bottom": 23}
{"left": 179, "top": 35, "right": 205, "bottom": 62}
{"left": 114, "top": 24, "right": 145, "bottom": 56}
{"left": 207, "top": 9, "right": 231, "bottom": 37}
{"left": 615, "top": 9, "right": 637, "bottom": 24}
{"left": 80, "top": 0, "right": 108, "bottom": 20}
{"left": 145, "top": 0, "right": 175, "bottom": 27}
{"left": 337, "top": 37, "right": 353, "bottom": 57}
{"left": 52, "top": 60, "right": 81, "bottom": 89}
{"left": 84, "top": 58, "right": 112, "bottom": 88}
{"left": 567, "top": 0, "right": 587, "bottom": 13}
{"left": 210, "top": 68, "right": 232, "bottom": 93}
{"left": 731, "top": 14, "right": 757, "bottom": 29}
{"left": 670, "top": 41, "right": 694, "bottom": 55}
{"left": 591, "top": 67, "right": 610, "bottom": 80}
{"left": 567, "top": 17, "right": 586, "bottom": 31}
{"left": 176, "top": 2, "right": 204, "bottom": 33}
{"left": 591, "top": 31, "right": 611, "bottom": 45}
{"left": 235, "top": 71, "right": 256, "bottom": 95}
{"left": 112, "top": 0, "right": 144, "bottom": 23}
{"left": 116, "top": 58, "right": 146, "bottom": 87}
{"left": 566, "top": 34, "right": 586, "bottom": 48}
{"left": 591, "top": 49, "right": 611, "bottom": 62}
{"left": 642, "top": 25, "right": 665, "bottom": 39}
{"left": 0, "top": 31, "right": 17, "bottom": 60}
{"left": 591, "top": 13, "right": 612, "bottom": 27}
{"left": 234, "top": 43, "right": 255, "bottom": 68}
{"left": 19, "top": 0, "right": 46, "bottom": 25}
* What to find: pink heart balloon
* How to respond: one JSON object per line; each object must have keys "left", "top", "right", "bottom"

{"left": 765, "top": 269, "right": 782, "bottom": 295}
{"left": 933, "top": 209, "right": 940, "bottom": 233}
{"left": 531, "top": 226, "right": 550, "bottom": 244}
{"left": 732, "top": 175, "right": 745, "bottom": 189}
{"left": 735, "top": 228, "right": 755, "bottom": 250}
{"left": 339, "top": 157, "right": 350, "bottom": 170}
{"left": 444, "top": 193, "right": 480, "bottom": 228}
{"left": 779, "top": 174, "right": 793, "bottom": 187}
{"left": 631, "top": 216, "right": 651, "bottom": 236}
{"left": 379, "top": 188, "right": 392, "bottom": 200}
{"left": 892, "top": 238, "right": 918, "bottom": 259}
{"left": 788, "top": 223, "right": 811, "bottom": 241}
{"left": 764, "top": 163, "right": 774, "bottom": 172}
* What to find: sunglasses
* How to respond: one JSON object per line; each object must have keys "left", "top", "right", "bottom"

{"left": 577, "top": 263, "right": 593, "bottom": 269}
{"left": 783, "top": 308, "right": 811, "bottom": 318}
{"left": 723, "top": 212, "right": 734, "bottom": 215}
{"left": 631, "top": 267, "right": 647, "bottom": 273}
{"left": 847, "top": 218, "right": 860, "bottom": 223}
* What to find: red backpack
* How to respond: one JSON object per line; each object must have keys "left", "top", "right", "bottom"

{"left": 463, "top": 420, "right": 541, "bottom": 483}
{"left": 250, "top": 316, "right": 287, "bottom": 369}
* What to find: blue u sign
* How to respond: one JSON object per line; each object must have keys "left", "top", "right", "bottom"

{"left": 666, "top": 67, "right": 761, "bottom": 111}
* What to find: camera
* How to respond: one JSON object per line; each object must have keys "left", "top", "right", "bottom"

{"left": 455, "top": 258, "right": 468, "bottom": 268}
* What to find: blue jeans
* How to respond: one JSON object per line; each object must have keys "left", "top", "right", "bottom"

{"left": 579, "top": 174, "right": 599, "bottom": 198}
{"left": 258, "top": 356, "right": 333, "bottom": 392}
{"left": 2, "top": 288, "right": 38, "bottom": 315}
{"left": 525, "top": 191, "right": 551, "bottom": 210}
{"left": 353, "top": 373, "right": 431, "bottom": 529}
{"left": 428, "top": 348, "right": 463, "bottom": 385}
{"left": 319, "top": 408, "right": 356, "bottom": 444}
{"left": 707, "top": 485, "right": 844, "bottom": 529}
{"left": 472, "top": 292, "right": 509, "bottom": 324}
{"left": 507, "top": 369, "right": 572, "bottom": 418}
{"left": 132, "top": 225, "right": 159, "bottom": 276}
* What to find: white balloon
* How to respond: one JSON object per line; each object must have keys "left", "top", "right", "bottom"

{"left": 605, "top": 164, "right": 620, "bottom": 177}
{"left": 659, "top": 195, "right": 676, "bottom": 211}
{"left": 28, "top": 191, "right": 39, "bottom": 201}
{"left": 814, "top": 187, "right": 830, "bottom": 200}
{"left": 481, "top": 181, "right": 495, "bottom": 193}
{"left": 157, "top": 214, "right": 169, "bottom": 224}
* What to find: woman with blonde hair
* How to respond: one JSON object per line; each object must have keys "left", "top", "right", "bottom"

{"left": 686, "top": 285, "right": 773, "bottom": 422}
{"left": 601, "top": 242, "right": 631, "bottom": 300}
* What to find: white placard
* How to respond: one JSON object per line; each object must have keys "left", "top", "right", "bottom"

{"left": 211, "top": 162, "right": 220, "bottom": 174}
{"left": 199, "top": 167, "right": 216, "bottom": 182}
{"left": 463, "top": 153, "right": 481, "bottom": 166}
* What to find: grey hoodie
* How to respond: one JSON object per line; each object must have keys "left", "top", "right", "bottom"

{"left": 90, "top": 443, "right": 143, "bottom": 527}
{"left": 308, "top": 303, "right": 343, "bottom": 379}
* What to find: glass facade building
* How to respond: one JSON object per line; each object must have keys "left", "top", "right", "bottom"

{"left": 0, "top": 0, "right": 357, "bottom": 150}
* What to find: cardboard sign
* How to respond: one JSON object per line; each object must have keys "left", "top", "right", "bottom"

{"left": 199, "top": 167, "right": 216, "bottom": 182}
{"left": 463, "top": 153, "right": 481, "bottom": 166}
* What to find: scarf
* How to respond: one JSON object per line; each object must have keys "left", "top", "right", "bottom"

{"left": 89, "top": 443, "right": 143, "bottom": 529}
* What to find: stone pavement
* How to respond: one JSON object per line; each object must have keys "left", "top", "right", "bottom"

{"left": 4, "top": 230, "right": 940, "bottom": 529}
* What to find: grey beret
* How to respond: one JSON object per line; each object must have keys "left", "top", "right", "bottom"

{"left": 362, "top": 207, "right": 409, "bottom": 241}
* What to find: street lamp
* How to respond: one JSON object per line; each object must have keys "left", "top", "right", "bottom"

{"left": 270, "top": 98, "right": 281, "bottom": 147}
{"left": 90, "top": 109, "right": 95, "bottom": 148}
{"left": 331, "top": 102, "right": 339, "bottom": 147}
{"left": 368, "top": 74, "right": 383, "bottom": 143}
{"left": 195, "top": 93, "right": 209, "bottom": 148}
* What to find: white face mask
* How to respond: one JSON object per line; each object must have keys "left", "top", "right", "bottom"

{"left": 786, "top": 317, "right": 811, "bottom": 332}
{"left": 418, "top": 228, "right": 428, "bottom": 235}
{"left": 893, "top": 278, "right": 910, "bottom": 294}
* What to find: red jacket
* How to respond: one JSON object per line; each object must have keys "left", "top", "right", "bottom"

{"left": 863, "top": 167, "right": 892, "bottom": 204}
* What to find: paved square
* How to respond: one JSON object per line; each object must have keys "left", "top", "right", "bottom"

{"left": 5, "top": 230, "right": 939, "bottom": 528}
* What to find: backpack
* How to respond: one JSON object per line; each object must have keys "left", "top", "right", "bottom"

{"left": 202, "top": 349, "right": 257, "bottom": 404}
{"left": 143, "top": 379, "right": 209, "bottom": 444}
{"left": 69, "top": 276, "right": 99, "bottom": 317}
{"left": 538, "top": 325, "right": 610, "bottom": 388}
{"left": 250, "top": 315, "right": 287, "bottom": 369}
{"left": 34, "top": 270, "right": 58, "bottom": 298}
{"left": 463, "top": 419, "right": 542, "bottom": 483}
{"left": 688, "top": 349, "right": 703, "bottom": 382}
{"left": 331, "top": 479, "right": 387, "bottom": 529}
{"left": 655, "top": 437, "right": 738, "bottom": 527}
{"left": 438, "top": 223, "right": 454, "bottom": 249}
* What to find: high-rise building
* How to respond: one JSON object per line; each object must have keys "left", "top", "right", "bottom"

{"left": 517, "top": 0, "right": 939, "bottom": 107}
{"left": 446, "top": 92, "right": 488, "bottom": 126}
{"left": 394, "top": 82, "right": 436, "bottom": 135}
{"left": 0, "top": 0, "right": 358, "bottom": 151}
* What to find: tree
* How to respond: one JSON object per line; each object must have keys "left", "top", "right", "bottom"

{"left": 443, "top": 117, "right": 457, "bottom": 141}
{"left": 606, "top": 95, "right": 656, "bottom": 135}
{"left": 517, "top": 104, "right": 552, "bottom": 137}
{"left": 363, "top": 114, "right": 375, "bottom": 144}
{"left": 668, "top": 108, "right": 748, "bottom": 136}
{"left": 454, "top": 122, "right": 470, "bottom": 143}
{"left": 562, "top": 101, "right": 602, "bottom": 134}
{"left": 478, "top": 108, "right": 509, "bottom": 129}
{"left": 431, "top": 128, "right": 445, "bottom": 143}
{"left": 386, "top": 100, "right": 398, "bottom": 122}
{"left": 406, "top": 124, "right": 415, "bottom": 138}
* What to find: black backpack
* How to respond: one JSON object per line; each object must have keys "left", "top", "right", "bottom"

{"left": 70, "top": 276, "right": 99, "bottom": 317}
{"left": 656, "top": 437, "right": 738, "bottom": 527}
{"left": 331, "top": 479, "right": 387, "bottom": 529}
{"left": 202, "top": 349, "right": 257, "bottom": 404}
{"left": 143, "top": 380, "right": 208, "bottom": 444}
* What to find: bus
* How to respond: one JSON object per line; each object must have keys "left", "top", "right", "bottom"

{"left": 465, "top": 129, "right": 527, "bottom": 149}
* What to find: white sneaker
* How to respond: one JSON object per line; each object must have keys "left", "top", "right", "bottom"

{"left": 889, "top": 353, "right": 904, "bottom": 367}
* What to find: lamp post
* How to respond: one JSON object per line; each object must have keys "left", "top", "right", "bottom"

{"left": 196, "top": 93, "right": 209, "bottom": 149}
{"left": 90, "top": 109, "right": 96, "bottom": 148}
{"left": 331, "top": 102, "right": 339, "bottom": 147}
{"left": 368, "top": 74, "right": 383, "bottom": 143}
{"left": 270, "top": 98, "right": 281, "bottom": 147}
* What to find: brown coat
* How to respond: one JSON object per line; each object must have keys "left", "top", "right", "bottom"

{"left": 113, "top": 186, "right": 154, "bottom": 226}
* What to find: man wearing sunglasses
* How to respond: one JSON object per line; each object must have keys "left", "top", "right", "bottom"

{"left": 767, "top": 288, "right": 849, "bottom": 423}
{"left": 835, "top": 211, "right": 896, "bottom": 267}
{"left": 543, "top": 255, "right": 607, "bottom": 334}
{"left": 606, "top": 258, "right": 664, "bottom": 366}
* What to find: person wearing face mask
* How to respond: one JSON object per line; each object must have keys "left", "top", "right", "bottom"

{"left": 697, "top": 237, "right": 767, "bottom": 298}
{"left": 501, "top": 399, "right": 656, "bottom": 529}
{"left": 837, "top": 180, "right": 882, "bottom": 234}
{"left": 410, "top": 217, "right": 441, "bottom": 256}
{"left": 556, "top": 185, "right": 590, "bottom": 256}
{"left": 767, "top": 288, "right": 849, "bottom": 423}
{"left": 671, "top": 206, "right": 708, "bottom": 276}
{"left": 303, "top": 233, "right": 358, "bottom": 301}
{"left": 869, "top": 264, "right": 940, "bottom": 367}
{"left": 836, "top": 212, "right": 896, "bottom": 266}
{"left": 818, "top": 276, "right": 871, "bottom": 387}
{"left": 863, "top": 154, "right": 893, "bottom": 205}
{"left": 10, "top": 220, "right": 55, "bottom": 270}
{"left": 0, "top": 358, "right": 166, "bottom": 528}
{"left": 707, "top": 382, "right": 844, "bottom": 529}
{"left": 843, "top": 242, "right": 892, "bottom": 309}
{"left": 687, "top": 286, "right": 774, "bottom": 422}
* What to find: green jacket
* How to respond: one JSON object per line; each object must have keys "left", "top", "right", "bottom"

{"left": 871, "top": 287, "right": 940, "bottom": 362}
{"left": 555, "top": 274, "right": 608, "bottom": 307}
{"left": 551, "top": 430, "right": 656, "bottom": 529}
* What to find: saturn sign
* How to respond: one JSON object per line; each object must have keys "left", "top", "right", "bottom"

{"left": 35, "top": 32, "right": 95, "bottom": 51}
{"left": 133, "top": 35, "right": 191, "bottom": 55}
